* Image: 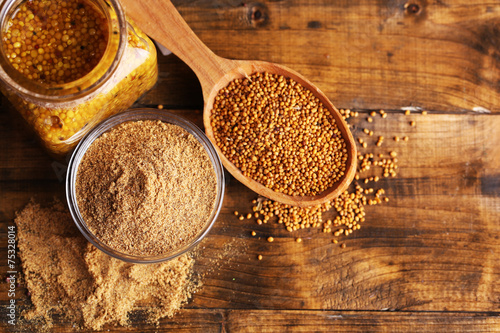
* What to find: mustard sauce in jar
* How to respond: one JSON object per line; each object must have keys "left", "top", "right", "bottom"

{"left": 0, "top": 0, "right": 158, "bottom": 157}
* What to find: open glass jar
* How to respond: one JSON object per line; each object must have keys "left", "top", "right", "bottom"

{"left": 0, "top": 0, "right": 158, "bottom": 157}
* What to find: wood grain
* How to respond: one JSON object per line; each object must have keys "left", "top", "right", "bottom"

{"left": 168, "top": 0, "right": 500, "bottom": 113}
{"left": 1, "top": 309, "right": 499, "bottom": 332}
{"left": 1, "top": 0, "right": 500, "bottom": 331}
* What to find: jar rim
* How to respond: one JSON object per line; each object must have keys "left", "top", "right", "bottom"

{"left": 0, "top": 0, "right": 128, "bottom": 101}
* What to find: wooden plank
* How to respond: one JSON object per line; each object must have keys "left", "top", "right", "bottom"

{"left": 221, "top": 310, "right": 500, "bottom": 332}
{"left": 1, "top": 309, "right": 499, "bottom": 332}
{"left": 164, "top": 0, "right": 500, "bottom": 113}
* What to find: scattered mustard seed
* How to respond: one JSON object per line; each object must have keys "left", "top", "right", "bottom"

{"left": 267, "top": 237, "right": 274, "bottom": 243}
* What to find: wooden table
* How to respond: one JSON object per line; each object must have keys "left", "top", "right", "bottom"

{"left": 2, "top": 0, "right": 500, "bottom": 331}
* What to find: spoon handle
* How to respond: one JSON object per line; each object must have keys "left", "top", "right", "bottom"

{"left": 119, "top": 0, "right": 235, "bottom": 99}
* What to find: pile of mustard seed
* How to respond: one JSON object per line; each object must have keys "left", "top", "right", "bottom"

{"left": 210, "top": 72, "right": 348, "bottom": 196}
{"left": 76, "top": 120, "right": 218, "bottom": 257}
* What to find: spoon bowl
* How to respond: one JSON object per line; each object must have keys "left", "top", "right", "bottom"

{"left": 119, "top": 0, "right": 357, "bottom": 207}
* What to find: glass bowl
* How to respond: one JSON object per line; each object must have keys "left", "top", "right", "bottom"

{"left": 66, "top": 108, "right": 225, "bottom": 264}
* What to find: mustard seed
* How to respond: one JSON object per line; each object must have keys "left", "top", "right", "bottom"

{"left": 211, "top": 72, "right": 348, "bottom": 196}
{"left": 376, "top": 136, "right": 384, "bottom": 147}
{"left": 258, "top": 255, "right": 263, "bottom": 260}
{"left": 267, "top": 237, "right": 274, "bottom": 243}
{"left": 4, "top": 0, "right": 108, "bottom": 84}
{"left": 238, "top": 108, "right": 398, "bottom": 250}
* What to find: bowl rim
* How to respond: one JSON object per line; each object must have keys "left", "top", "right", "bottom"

{"left": 66, "top": 108, "right": 225, "bottom": 264}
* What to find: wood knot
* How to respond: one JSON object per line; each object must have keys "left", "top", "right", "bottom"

{"left": 403, "top": 0, "right": 427, "bottom": 23}
{"left": 404, "top": 1, "right": 425, "bottom": 16}
{"left": 405, "top": 3, "right": 421, "bottom": 14}
{"left": 247, "top": 3, "right": 269, "bottom": 28}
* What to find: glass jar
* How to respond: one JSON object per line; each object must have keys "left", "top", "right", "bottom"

{"left": 0, "top": 0, "right": 158, "bottom": 157}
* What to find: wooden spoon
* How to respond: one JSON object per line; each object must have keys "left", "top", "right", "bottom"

{"left": 119, "top": 0, "right": 357, "bottom": 207}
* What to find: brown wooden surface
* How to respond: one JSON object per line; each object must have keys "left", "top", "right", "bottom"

{"left": 2, "top": 0, "right": 500, "bottom": 331}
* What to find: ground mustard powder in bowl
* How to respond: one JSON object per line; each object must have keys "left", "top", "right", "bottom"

{"left": 67, "top": 109, "right": 224, "bottom": 262}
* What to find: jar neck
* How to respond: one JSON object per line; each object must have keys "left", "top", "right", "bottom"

{"left": 0, "top": 0, "right": 127, "bottom": 102}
